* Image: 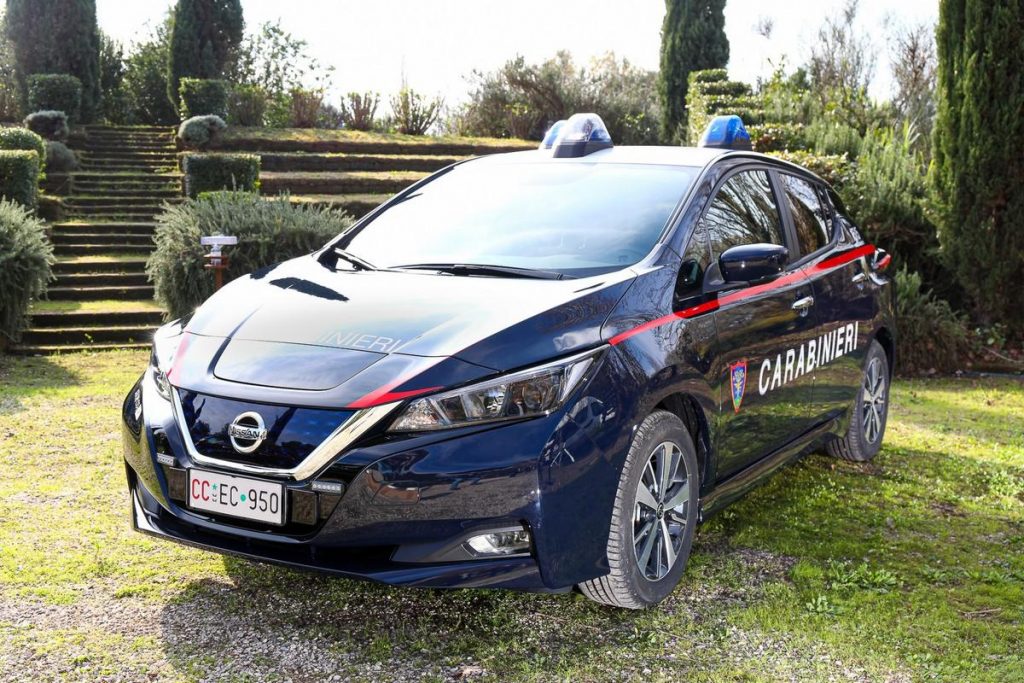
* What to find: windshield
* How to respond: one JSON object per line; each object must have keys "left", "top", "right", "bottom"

{"left": 341, "top": 160, "right": 697, "bottom": 277}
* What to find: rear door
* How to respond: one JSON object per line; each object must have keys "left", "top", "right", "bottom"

{"left": 777, "top": 172, "right": 874, "bottom": 423}
{"left": 702, "top": 168, "right": 819, "bottom": 479}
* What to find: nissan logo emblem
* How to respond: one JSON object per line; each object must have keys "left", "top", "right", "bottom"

{"left": 227, "top": 412, "right": 268, "bottom": 454}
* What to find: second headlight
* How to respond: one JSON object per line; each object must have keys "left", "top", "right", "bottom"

{"left": 389, "top": 348, "right": 604, "bottom": 432}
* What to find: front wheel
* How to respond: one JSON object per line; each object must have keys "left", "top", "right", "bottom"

{"left": 827, "top": 339, "right": 890, "bottom": 462}
{"left": 578, "top": 410, "right": 699, "bottom": 609}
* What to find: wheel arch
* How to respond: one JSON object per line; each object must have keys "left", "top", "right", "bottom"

{"left": 653, "top": 391, "right": 712, "bottom": 488}
{"left": 873, "top": 325, "right": 896, "bottom": 377}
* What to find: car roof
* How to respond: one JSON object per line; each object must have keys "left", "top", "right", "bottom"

{"left": 470, "top": 146, "right": 827, "bottom": 186}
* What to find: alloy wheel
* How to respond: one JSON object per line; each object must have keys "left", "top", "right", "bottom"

{"left": 632, "top": 441, "right": 689, "bottom": 581}
{"left": 861, "top": 357, "right": 886, "bottom": 443}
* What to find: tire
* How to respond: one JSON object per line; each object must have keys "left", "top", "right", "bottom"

{"left": 827, "top": 340, "right": 890, "bottom": 462}
{"left": 578, "top": 410, "right": 699, "bottom": 609}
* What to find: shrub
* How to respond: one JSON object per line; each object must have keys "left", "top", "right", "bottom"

{"left": 227, "top": 85, "right": 267, "bottom": 126}
{"left": 842, "top": 123, "right": 945, "bottom": 291}
{"left": 176, "top": 114, "right": 227, "bottom": 150}
{"left": 340, "top": 91, "right": 379, "bottom": 131}
{"left": 389, "top": 87, "right": 441, "bottom": 135}
{"left": 178, "top": 77, "right": 229, "bottom": 119}
{"left": 806, "top": 119, "right": 863, "bottom": 159}
{"left": 167, "top": 0, "right": 243, "bottom": 107}
{"left": 45, "top": 141, "right": 78, "bottom": 173}
{"left": 894, "top": 267, "right": 968, "bottom": 375}
{"left": 747, "top": 123, "right": 807, "bottom": 152}
{"left": 0, "top": 128, "right": 46, "bottom": 177}
{"left": 0, "top": 150, "right": 39, "bottom": 209}
{"left": 767, "top": 150, "right": 852, "bottom": 188}
{"left": 690, "top": 68, "right": 728, "bottom": 84}
{"left": 181, "top": 153, "right": 259, "bottom": 197}
{"left": 0, "top": 198, "right": 53, "bottom": 342}
{"left": 147, "top": 192, "right": 352, "bottom": 318}
{"left": 289, "top": 89, "right": 323, "bottom": 128}
{"left": 23, "top": 110, "right": 69, "bottom": 141}
{"left": 26, "top": 74, "right": 82, "bottom": 123}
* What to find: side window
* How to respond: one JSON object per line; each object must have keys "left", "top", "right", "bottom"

{"left": 704, "top": 170, "right": 785, "bottom": 261}
{"left": 781, "top": 174, "right": 831, "bottom": 255}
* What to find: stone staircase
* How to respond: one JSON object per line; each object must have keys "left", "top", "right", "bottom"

{"left": 11, "top": 126, "right": 177, "bottom": 355}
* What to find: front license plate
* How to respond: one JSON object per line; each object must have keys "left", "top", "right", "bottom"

{"left": 187, "top": 469, "right": 286, "bottom": 525}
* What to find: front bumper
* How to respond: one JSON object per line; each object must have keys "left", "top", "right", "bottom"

{"left": 122, "top": 350, "right": 639, "bottom": 591}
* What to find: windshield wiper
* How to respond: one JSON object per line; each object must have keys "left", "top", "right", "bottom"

{"left": 394, "top": 263, "right": 570, "bottom": 280}
{"left": 320, "top": 246, "right": 377, "bottom": 272}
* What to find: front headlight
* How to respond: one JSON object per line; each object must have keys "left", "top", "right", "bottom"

{"left": 389, "top": 348, "right": 603, "bottom": 432}
{"left": 149, "top": 324, "right": 184, "bottom": 402}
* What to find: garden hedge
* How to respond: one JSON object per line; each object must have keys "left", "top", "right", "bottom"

{"left": 177, "top": 115, "right": 227, "bottom": 150}
{"left": 23, "top": 110, "right": 69, "bottom": 141}
{"left": 0, "top": 151, "right": 40, "bottom": 207}
{"left": 179, "top": 78, "right": 229, "bottom": 119}
{"left": 27, "top": 74, "right": 82, "bottom": 124}
{"left": 0, "top": 198, "right": 54, "bottom": 342}
{"left": 182, "top": 153, "right": 260, "bottom": 198}
{"left": 0, "top": 127, "right": 46, "bottom": 177}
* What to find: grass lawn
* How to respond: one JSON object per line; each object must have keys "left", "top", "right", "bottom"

{"left": 1, "top": 351, "right": 1021, "bottom": 682}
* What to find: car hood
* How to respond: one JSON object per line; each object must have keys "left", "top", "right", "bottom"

{"left": 170, "top": 256, "right": 634, "bottom": 407}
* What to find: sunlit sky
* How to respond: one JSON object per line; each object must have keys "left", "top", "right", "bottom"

{"left": 97, "top": 0, "right": 939, "bottom": 106}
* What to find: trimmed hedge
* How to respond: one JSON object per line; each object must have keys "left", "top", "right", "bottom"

{"left": 0, "top": 151, "right": 41, "bottom": 208}
{"left": 177, "top": 115, "right": 227, "bottom": 150}
{"left": 46, "top": 141, "right": 78, "bottom": 173}
{"left": 23, "top": 111, "right": 69, "bottom": 141}
{"left": 182, "top": 153, "right": 260, "bottom": 198}
{"left": 27, "top": 74, "right": 82, "bottom": 124}
{"left": 147, "top": 192, "right": 352, "bottom": 318}
{"left": 0, "top": 198, "right": 54, "bottom": 342}
{"left": 0, "top": 128, "right": 45, "bottom": 181}
{"left": 179, "top": 78, "right": 229, "bottom": 119}
{"left": 690, "top": 69, "right": 728, "bottom": 84}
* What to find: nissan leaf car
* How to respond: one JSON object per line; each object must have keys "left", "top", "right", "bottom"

{"left": 122, "top": 114, "right": 895, "bottom": 608}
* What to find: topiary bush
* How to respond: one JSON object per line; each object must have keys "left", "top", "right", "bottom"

{"left": 0, "top": 151, "right": 40, "bottom": 208}
{"left": 26, "top": 74, "right": 82, "bottom": 123}
{"left": 147, "top": 192, "right": 353, "bottom": 318}
{"left": 0, "top": 198, "right": 54, "bottom": 342}
{"left": 181, "top": 153, "right": 260, "bottom": 197}
{"left": 178, "top": 78, "right": 229, "bottom": 119}
{"left": 0, "top": 127, "right": 46, "bottom": 171}
{"left": 23, "top": 110, "right": 69, "bottom": 141}
{"left": 227, "top": 85, "right": 267, "bottom": 126}
{"left": 894, "top": 267, "right": 968, "bottom": 375}
{"left": 177, "top": 114, "right": 227, "bottom": 150}
{"left": 45, "top": 141, "right": 78, "bottom": 173}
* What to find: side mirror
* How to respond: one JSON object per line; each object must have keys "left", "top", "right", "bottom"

{"left": 719, "top": 243, "right": 788, "bottom": 285}
{"left": 870, "top": 248, "right": 892, "bottom": 272}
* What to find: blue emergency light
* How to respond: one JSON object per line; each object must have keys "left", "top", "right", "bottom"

{"left": 698, "top": 115, "right": 752, "bottom": 151}
{"left": 545, "top": 113, "right": 613, "bottom": 158}
{"left": 539, "top": 120, "right": 567, "bottom": 150}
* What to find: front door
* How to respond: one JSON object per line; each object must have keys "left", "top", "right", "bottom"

{"left": 701, "top": 169, "right": 819, "bottom": 479}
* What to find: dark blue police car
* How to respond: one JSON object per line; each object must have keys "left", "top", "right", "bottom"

{"left": 122, "top": 114, "right": 895, "bottom": 608}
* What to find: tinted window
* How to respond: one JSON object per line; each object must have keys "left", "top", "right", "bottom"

{"left": 781, "top": 174, "right": 831, "bottom": 255}
{"left": 343, "top": 161, "right": 696, "bottom": 277}
{"left": 704, "top": 170, "right": 784, "bottom": 259}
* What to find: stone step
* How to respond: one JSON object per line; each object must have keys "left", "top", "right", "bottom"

{"left": 9, "top": 341, "right": 152, "bottom": 355}
{"left": 55, "top": 271, "right": 150, "bottom": 287}
{"left": 52, "top": 222, "right": 155, "bottom": 236}
{"left": 72, "top": 171, "right": 182, "bottom": 181}
{"left": 53, "top": 258, "right": 150, "bottom": 274}
{"left": 17, "top": 325, "right": 157, "bottom": 346}
{"left": 65, "top": 195, "right": 178, "bottom": 206}
{"left": 260, "top": 152, "right": 461, "bottom": 174}
{"left": 53, "top": 243, "right": 154, "bottom": 256}
{"left": 28, "top": 309, "right": 165, "bottom": 328}
{"left": 50, "top": 232, "right": 154, "bottom": 246}
{"left": 85, "top": 144, "right": 176, "bottom": 153}
{"left": 72, "top": 188, "right": 181, "bottom": 198}
{"left": 45, "top": 284, "right": 155, "bottom": 301}
{"left": 65, "top": 206, "right": 168, "bottom": 217}
{"left": 82, "top": 149, "right": 178, "bottom": 159}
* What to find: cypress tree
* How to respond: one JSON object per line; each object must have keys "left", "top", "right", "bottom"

{"left": 658, "top": 0, "right": 729, "bottom": 142}
{"left": 931, "top": 0, "right": 1024, "bottom": 330}
{"left": 167, "top": 0, "right": 244, "bottom": 108}
{"left": 5, "top": 0, "right": 101, "bottom": 122}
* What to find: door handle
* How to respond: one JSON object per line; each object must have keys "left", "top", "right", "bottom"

{"left": 851, "top": 272, "right": 867, "bottom": 284}
{"left": 792, "top": 296, "right": 815, "bottom": 311}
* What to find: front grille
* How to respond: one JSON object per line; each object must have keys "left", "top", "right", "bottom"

{"left": 177, "top": 390, "right": 354, "bottom": 470}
